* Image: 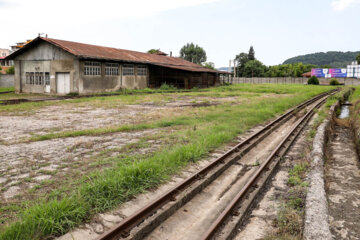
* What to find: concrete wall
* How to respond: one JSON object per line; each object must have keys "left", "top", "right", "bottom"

{"left": 220, "top": 77, "right": 360, "bottom": 86}
{"left": 78, "top": 61, "right": 120, "bottom": 94}
{"left": 0, "top": 74, "right": 14, "bottom": 87}
{"left": 79, "top": 62, "right": 148, "bottom": 93}
{"left": 14, "top": 41, "right": 76, "bottom": 94}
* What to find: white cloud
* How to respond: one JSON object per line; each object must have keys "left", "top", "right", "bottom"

{"left": 331, "top": 0, "right": 360, "bottom": 11}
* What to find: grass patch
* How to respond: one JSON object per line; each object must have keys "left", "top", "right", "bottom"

{"left": 0, "top": 87, "right": 14, "bottom": 93}
{"left": 0, "top": 84, "right": 337, "bottom": 239}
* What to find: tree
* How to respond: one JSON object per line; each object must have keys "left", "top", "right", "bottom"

{"left": 179, "top": 43, "right": 207, "bottom": 64}
{"left": 235, "top": 52, "right": 249, "bottom": 77}
{"left": 357, "top": 54, "right": 360, "bottom": 64}
{"left": 6, "top": 66, "right": 14, "bottom": 74}
{"left": 243, "top": 60, "right": 267, "bottom": 77}
{"left": 248, "top": 46, "right": 255, "bottom": 60}
{"left": 203, "top": 62, "right": 215, "bottom": 70}
{"left": 148, "top": 49, "right": 161, "bottom": 54}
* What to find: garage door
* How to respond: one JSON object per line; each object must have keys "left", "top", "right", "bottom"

{"left": 56, "top": 73, "right": 70, "bottom": 94}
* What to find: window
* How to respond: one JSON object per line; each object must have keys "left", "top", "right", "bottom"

{"left": 25, "top": 72, "right": 49, "bottom": 85}
{"left": 84, "top": 62, "right": 101, "bottom": 75}
{"left": 123, "top": 64, "right": 134, "bottom": 76}
{"left": 137, "top": 65, "right": 147, "bottom": 76}
{"left": 45, "top": 72, "right": 50, "bottom": 85}
{"left": 105, "top": 63, "right": 119, "bottom": 76}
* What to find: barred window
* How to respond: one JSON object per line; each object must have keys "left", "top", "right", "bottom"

{"left": 123, "top": 64, "right": 134, "bottom": 76}
{"left": 105, "top": 63, "right": 119, "bottom": 76}
{"left": 84, "top": 62, "right": 101, "bottom": 75}
{"left": 137, "top": 65, "right": 147, "bottom": 76}
{"left": 25, "top": 72, "right": 50, "bottom": 85}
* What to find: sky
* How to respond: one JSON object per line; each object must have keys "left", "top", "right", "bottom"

{"left": 0, "top": 0, "right": 359, "bottom": 67}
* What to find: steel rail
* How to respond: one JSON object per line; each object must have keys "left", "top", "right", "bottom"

{"left": 200, "top": 93, "right": 332, "bottom": 240}
{"left": 97, "top": 89, "right": 338, "bottom": 240}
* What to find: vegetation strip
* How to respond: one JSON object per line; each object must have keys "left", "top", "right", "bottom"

{"left": 0, "top": 85, "right": 335, "bottom": 240}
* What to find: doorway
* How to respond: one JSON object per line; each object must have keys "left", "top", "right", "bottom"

{"left": 56, "top": 73, "right": 70, "bottom": 94}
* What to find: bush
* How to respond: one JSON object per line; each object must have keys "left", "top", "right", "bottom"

{"left": 6, "top": 66, "right": 14, "bottom": 74}
{"left": 330, "top": 78, "right": 340, "bottom": 85}
{"left": 159, "top": 83, "right": 177, "bottom": 91}
{"left": 307, "top": 76, "right": 319, "bottom": 85}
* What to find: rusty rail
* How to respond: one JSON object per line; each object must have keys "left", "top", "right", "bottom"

{"left": 200, "top": 93, "right": 333, "bottom": 240}
{"left": 97, "top": 89, "right": 338, "bottom": 240}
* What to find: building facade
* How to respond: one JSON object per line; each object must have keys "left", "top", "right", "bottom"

{"left": 0, "top": 48, "right": 14, "bottom": 74}
{"left": 347, "top": 61, "right": 360, "bottom": 78}
{"left": 5, "top": 37, "right": 219, "bottom": 94}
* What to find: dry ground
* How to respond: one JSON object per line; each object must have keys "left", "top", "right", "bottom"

{"left": 0, "top": 84, "right": 335, "bottom": 240}
{"left": 0, "top": 90, "right": 260, "bottom": 223}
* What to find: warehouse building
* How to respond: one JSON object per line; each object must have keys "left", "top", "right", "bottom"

{"left": 5, "top": 37, "right": 219, "bottom": 94}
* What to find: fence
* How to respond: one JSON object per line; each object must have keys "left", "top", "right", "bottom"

{"left": 220, "top": 76, "right": 360, "bottom": 86}
{"left": 0, "top": 74, "right": 14, "bottom": 87}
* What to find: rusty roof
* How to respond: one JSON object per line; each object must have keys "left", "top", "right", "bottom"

{"left": 6, "top": 37, "right": 218, "bottom": 73}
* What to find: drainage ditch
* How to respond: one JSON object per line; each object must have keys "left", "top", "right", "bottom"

{"left": 324, "top": 93, "right": 360, "bottom": 239}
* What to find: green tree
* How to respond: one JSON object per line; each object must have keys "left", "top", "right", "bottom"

{"left": 235, "top": 52, "right": 249, "bottom": 77}
{"left": 179, "top": 43, "right": 207, "bottom": 64}
{"left": 203, "top": 62, "right": 215, "bottom": 70}
{"left": 147, "top": 48, "right": 165, "bottom": 54}
{"left": 248, "top": 46, "right": 255, "bottom": 60}
{"left": 0, "top": 66, "right": 2, "bottom": 74}
{"left": 357, "top": 54, "right": 360, "bottom": 64}
{"left": 264, "top": 63, "right": 316, "bottom": 77}
{"left": 243, "top": 60, "right": 267, "bottom": 77}
{"left": 6, "top": 66, "right": 14, "bottom": 74}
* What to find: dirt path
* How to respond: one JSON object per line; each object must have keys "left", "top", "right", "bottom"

{"left": 325, "top": 124, "right": 360, "bottom": 240}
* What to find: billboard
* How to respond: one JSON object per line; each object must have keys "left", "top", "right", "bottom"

{"left": 329, "top": 68, "right": 347, "bottom": 78}
{"left": 311, "top": 68, "right": 328, "bottom": 78}
{"left": 311, "top": 68, "right": 347, "bottom": 78}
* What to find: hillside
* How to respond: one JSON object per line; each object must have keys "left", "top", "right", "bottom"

{"left": 283, "top": 51, "right": 360, "bottom": 68}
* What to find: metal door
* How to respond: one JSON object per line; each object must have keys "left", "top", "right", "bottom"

{"left": 56, "top": 73, "right": 70, "bottom": 94}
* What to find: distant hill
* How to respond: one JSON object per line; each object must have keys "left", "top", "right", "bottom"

{"left": 217, "top": 67, "right": 232, "bottom": 72}
{"left": 283, "top": 51, "right": 360, "bottom": 68}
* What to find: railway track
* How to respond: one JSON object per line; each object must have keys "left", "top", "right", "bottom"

{"left": 97, "top": 89, "right": 338, "bottom": 240}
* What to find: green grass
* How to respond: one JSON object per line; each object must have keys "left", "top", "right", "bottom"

{"left": 0, "top": 84, "right": 337, "bottom": 239}
{"left": 0, "top": 87, "right": 14, "bottom": 93}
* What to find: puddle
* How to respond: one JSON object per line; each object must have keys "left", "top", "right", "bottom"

{"left": 338, "top": 101, "right": 350, "bottom": 119}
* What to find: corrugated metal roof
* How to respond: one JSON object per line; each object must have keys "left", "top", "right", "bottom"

{"left": 6, "top": 37, "right": 218, "bottom": 73}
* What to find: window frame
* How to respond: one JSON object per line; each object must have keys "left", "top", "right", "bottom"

{"left": 84, "top": 61, "right": 101, "bottom": 76}
{"left": 25, "top": 72, "right": 49, "bottom": 86}
{"left": 123, "top": 64, "right": 135, "bottom": 76}
{"left": 105, "top": 63, "right": 119, "bottom": 76}
{"left": 137, "top": 65, "right": 147, "bottom": 76}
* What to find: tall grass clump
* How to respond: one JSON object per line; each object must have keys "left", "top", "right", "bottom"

{"left": 159, "top": 83, "right": 177, "bottom": 91}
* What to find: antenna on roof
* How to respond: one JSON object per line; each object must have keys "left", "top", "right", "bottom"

{"left": 38, "top": 33, "right": 44, "bottom": 37}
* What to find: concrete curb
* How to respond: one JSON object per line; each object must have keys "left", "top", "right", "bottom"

{"left": 303, "top": 105, "right": 335, "bottom": 240}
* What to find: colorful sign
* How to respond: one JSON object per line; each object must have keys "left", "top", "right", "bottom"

{"left": 311, "top": 68, "right": 328, "bottom": 78}
{"left": 311, "top": 68, "right": 347, "bottom": 78}
{"left": 329, "top": 68, "right": 347, "bottom": 78}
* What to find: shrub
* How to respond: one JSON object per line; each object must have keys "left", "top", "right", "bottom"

{"left": 6, "top": 66, "right": 15, "bottom": 74}
{"left": 330, "top": 78, "right": 340, "bottom": 85}
{"left": 307, "top": 76, "right": 319, "bottom": 85}
{"left": 159, "top": 83, "right": 177, "bottom": 91}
